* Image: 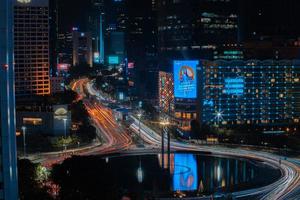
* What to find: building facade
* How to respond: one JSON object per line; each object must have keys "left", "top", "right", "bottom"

{"left": 57, "top": 31, "right": 73, "bottom": 65}
{"left": 0, "top": 0, "right": 19, "bottom": 199}
{"left": 163, "top": 59, "right": 300, "bottom": 132}
{"left": 157, "top": 0, "right": 238, "bottom": 70}
{"left": 201, "top": 60, "right": 300, "bottom": 131}
{"left": 158, "top": 71, "right": 174, "bottom": 113}
{"left": 14, "top": 0, "right": 51, "bottom": 96}
{"left": 72, "top": 30, "right": 93, "bottom": 67}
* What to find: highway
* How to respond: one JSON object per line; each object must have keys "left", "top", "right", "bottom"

{"left": 39, "top": 78, "right": 300, "bottom": 199}
{"left": 38, "top": 78, "right": 132, "bottom": 167}
{"left": 69, "top": 78, "right": 133, "bottom": 156}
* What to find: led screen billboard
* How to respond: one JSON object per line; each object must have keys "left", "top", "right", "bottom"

{"left": 94, "top": 52, "right": 100, "bottom": 63}
{"left": 108, "top": 55, "right": 119, "bottom": 65}
{"left": 174, "top": 60, "right": 198, "bottom": 98}
{"left": 173, "top": 154, "right": 198, "bottom": 191}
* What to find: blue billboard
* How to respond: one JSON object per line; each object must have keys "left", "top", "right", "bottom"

{"left": 108, "top": 55, "right": 119, "bottom": 65}
{"left": 174, "top": 60, "right": 198, "bottom": 98}
{"left": 173, "top": 154, "right": 198, "bottom": 191}
{"left": 94, "top": 52, "right": 100, "bottom": 63}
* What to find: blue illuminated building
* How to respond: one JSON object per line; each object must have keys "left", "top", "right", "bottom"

{"left": 200, "top": 60, "right": 300, "bottom": 130}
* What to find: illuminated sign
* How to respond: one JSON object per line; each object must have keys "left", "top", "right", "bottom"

{"left": 17, "top": 0, "right": 31, "bottom": 3}
{"left": 108, "top": 56, "right": 119, "bottom": 65}
{"left": 224, "top": 77, "right": 244, "bottom": 95}
{"left": 53, "top": 105, "right": 69, "bottom": 120}
{"left": 173, "top": 154, "right": 198, "bottom": 191}
{"left": 94, "top": 52, "right": 100, "bottom": 63}
{"left": 203, "top": 99, "right": 214, "bottom": 106}
{"left": 23, "top": 118, "right": 43, "bottom": 125}
{"left": 128, "top": 62, "right": 134, "bottom": 69}
{"left": 57, "top": 63, "right": 70, "bottom": 72}
{"left": 174, "top": 60, "right": 198, "bottom": 98}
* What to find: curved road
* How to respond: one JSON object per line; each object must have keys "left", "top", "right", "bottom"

{"left": 130, "top": 116, "right": 300, "bottom": 200}
{"left": 44, "top": 78, "right": 300, "bottom": 200}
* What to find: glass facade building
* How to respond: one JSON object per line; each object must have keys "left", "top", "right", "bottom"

{"left": 0, "top": 0, "right": 19, "bottom": 199}
{"left": 14, "top": 0, "right": 51, "bottom": 96}
{"left": 200, "top": 60, "right": 300, "bottom": 130}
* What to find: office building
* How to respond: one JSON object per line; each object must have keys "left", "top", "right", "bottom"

{"left": 158, "top": 71, "right": 174, "bottom": 113}
{"left": 72, "top": 30, "right": 93, "bottom": 67}
{"left": 0, "top": 0, "right": 19, "bottom": 199}
{"left": 57, "top": 31, "right": 73, "bottom": 65}
{"left": 126, "top": 0, "right": 158, "bottom": 98}
{"left": 14, "top": 0, "right": 51, "bottom": 96}
{"left": 157, "top": 0, "right": 238, "bottom": 69}
{"left": 166, "top": 59, "right": 300, "bottom": 133}
{"left": 200, "top": 60, "right": 300, "bottom": 131}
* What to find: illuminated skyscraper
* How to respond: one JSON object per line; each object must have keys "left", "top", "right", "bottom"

{"left": 14, "top": 0, "right": 51, "bottom": 96}
{"left": 0, "top": 0, "right": 19, "bottom": 199}
{"left": 157, "top": 0, "right": 238, "bottom": 69}
{"left": 72, "top": 30, "right": 93, "bottom": 67}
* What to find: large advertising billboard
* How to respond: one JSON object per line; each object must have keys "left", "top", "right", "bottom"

{"left": 174, "top": 60, "right": 198, "bottom": 99}
{"left": 108, "top": 55, "right": 119, "bottom": 65}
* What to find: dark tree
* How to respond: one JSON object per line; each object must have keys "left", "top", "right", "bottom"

{"left": 18, "top": 159, "right": 52, "bottom": 200}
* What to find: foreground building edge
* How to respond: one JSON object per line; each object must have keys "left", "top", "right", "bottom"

{"left": 0, "top": 0, "right": 19, "bottom": 199}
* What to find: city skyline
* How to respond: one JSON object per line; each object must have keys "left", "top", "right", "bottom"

{"left": 3, "top": 0, "right": 300, "bottom": 200}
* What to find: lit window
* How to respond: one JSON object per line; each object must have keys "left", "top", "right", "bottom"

{"left": 23, "top": 117, "right": 43, "bottom": 125}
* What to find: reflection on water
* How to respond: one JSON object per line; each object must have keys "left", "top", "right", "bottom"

{"left": 159, "top": 153, "right": 265, "bottom": 194}
{"left": 173, "top": 154, "right": 198, "bottom": 191}
{"left": 104, "top": 153, "right": 280, "bottom": 197}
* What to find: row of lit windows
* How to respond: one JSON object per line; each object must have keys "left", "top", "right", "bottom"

{"left": 175, "top": 112, "right": 197, "bottom": 120}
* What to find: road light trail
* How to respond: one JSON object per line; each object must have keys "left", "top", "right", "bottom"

{"left": 129, "top": 115, "right": 300, "bottom": 200}
{"left": 41, "top": 78, "right": 300, "bottom": 200}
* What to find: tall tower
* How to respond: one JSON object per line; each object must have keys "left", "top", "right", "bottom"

{"left": 99, "top": 13, "right": 105, "bottom": 63}
{"left": 0, "top": 0, "right": 19, "bottom": 199}
{"left": 14, "top": 0, "right": 51, "bottom": 96}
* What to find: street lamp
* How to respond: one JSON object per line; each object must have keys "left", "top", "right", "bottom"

{"left": 21, "top": 126, "right": 26, "bottom": 157}
{"left": 63, "top": 118, "right": 67, "bottom": 138}
{"left": 159, "top": 118, "right": 171, "bottom": 170}
{"left": 63, "top": 118, "right": 67, "bottom": 151}
{"left": 137, "top": 111, "right": 143, "bottom": 145}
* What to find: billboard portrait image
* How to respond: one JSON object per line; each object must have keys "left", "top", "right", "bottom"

{"left": 174, "top": 60, "right": 198, "bottom": 98}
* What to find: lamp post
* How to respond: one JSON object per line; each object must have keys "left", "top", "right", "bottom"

{"left": 63, "top": 118, "right": 67, "bottom": 151}
{"left": 159, "top": 118, "right": 170, "bottom": 170}
{"left": 21, "top": 126, "right": 26, "bottom": 157}
{"left": 137, "top": 112, "right": 143, "bottom": 145}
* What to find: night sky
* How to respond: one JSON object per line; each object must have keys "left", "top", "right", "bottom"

{"left": 55, "top": 0, "right": 300, "bottom": 40}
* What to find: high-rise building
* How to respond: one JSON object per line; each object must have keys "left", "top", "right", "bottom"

{"left": 169, "top": 59, "right": 300, "bottom": 132}
{"left": 88, "top": 0, "right": 105, "bottom": 63}
{"left": 14, "top": 0, "right": 51, "bottom": 96}
{"left": 49, "top": 0, "right": 58, "bottom": 75}
{"left": 72, "top": 30, "right": 93, "bottom": 67}
{"left": 126, "top": 0, "right": 158, "bottom": 99}
{"left": 57, "top": 31, "right": 73, "bottom": 65}
{"left": 157, "top": 0, "right": 238, "bottom": 70}
{"left": 0, "top": 0, "right": 19, "bottom": 199}
{"left": 200, "top": 60, "right": 300, "bottom": 130}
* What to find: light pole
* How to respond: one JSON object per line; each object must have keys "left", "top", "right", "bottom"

{"left": 63, "top": 118, "right": 67, "bottom": 151}
{"left": 21, "top": 126, "right": 26, "bottom": 157}
{"left": 159, "top": 118, "right": 170, "bottom": 169}
{"left": 137, "top": 112, "right": 143, "bottom": 145}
